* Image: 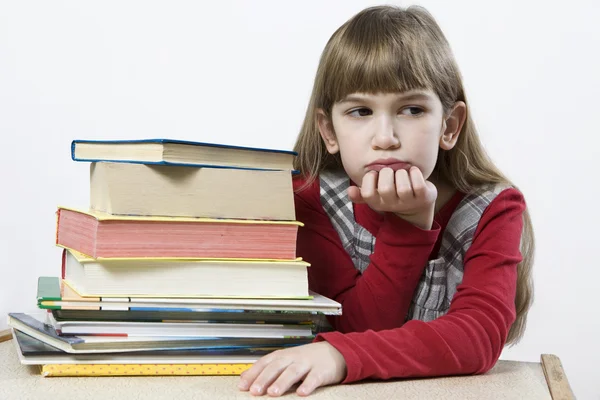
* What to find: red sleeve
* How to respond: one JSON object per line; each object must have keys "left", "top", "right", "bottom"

{"left": 294, "top": 176, "right": 441, "bottom": 332}
{"left": 315, "top": 188, "right": 525, "bottom": 383}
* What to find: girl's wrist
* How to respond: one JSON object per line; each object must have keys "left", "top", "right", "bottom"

{"left": 393, "top": 207, "right": 435, "bottom": 230}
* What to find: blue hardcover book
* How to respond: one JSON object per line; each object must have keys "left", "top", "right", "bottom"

{"left": 71, "top": 139, "right": 297, "bottom": 171}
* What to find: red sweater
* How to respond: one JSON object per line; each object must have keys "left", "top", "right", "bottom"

{"left": 293, "top": 176, "right": 525, "bottom": 383}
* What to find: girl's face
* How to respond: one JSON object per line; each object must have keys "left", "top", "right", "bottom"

{"left": 318, "top": 90, "right": 464, "bottom": 185}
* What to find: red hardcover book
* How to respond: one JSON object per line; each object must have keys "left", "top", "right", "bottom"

{"left": 55, "top": 207, "right": 301, "bottom": 259}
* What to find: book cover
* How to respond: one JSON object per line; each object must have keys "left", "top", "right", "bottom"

{"left": 55, "top": 207, "right": 302, "bottom": 259}
{"left": 71, "top": 139, "right": 297, "bottom": 172}
{"left": 51, "top": 309, "right": 319, "bottom": 325}
{"left": 36, "top": 277, "right": 342, "bottom": 315}
{"left": 47, "top": 311, "right": 314, "bottom": 338}
{"left": 11, "top": 330, "right": 261, "bottom": 376}
{"left": 12, "top": 329, "right": 286, "bottom": 359}
{"left": 8, "top": 313, "right": 314, "bottom": 354}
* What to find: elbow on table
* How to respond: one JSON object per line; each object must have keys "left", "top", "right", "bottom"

{"left": 468, "top": 330, "right": 509, "bottom": 375}
{"left": 443, "top": 320, "right": 510, "bottom": 376}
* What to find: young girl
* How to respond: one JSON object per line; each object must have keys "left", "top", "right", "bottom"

{"left": 239, "top": 5, "right": 534, "bottom": 397}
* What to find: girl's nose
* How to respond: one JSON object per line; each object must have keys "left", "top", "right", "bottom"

{"left": 372, "top": 117, "right": 400, "bottom": 150}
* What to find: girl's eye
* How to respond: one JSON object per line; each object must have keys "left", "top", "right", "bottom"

{"left": 400, "top": 106, "right": 424, "bottom": 116}
{"left": 348, "top": 108, "right": 372, "bottom": 117}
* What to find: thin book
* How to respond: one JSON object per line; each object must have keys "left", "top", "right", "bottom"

{"left": 71, "top": 139, "right": 297, "bottom": 171}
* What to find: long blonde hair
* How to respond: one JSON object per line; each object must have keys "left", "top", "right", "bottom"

{"left": 293, "top": 5, "right": 534, "bottom": 344}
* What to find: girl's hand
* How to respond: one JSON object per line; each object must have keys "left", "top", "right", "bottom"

{"left": 348, "top": 166, "right": 437, "bottom": 230}
{"left": 238, "top": 342, "right": 347, "bottom": 397}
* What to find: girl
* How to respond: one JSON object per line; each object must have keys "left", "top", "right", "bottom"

{"left": 239, "top": 4, "right": 534, "bottom": 397}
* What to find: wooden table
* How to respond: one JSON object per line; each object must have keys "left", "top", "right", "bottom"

{"left": 0, "top": 331, "right": 573, "bottom": 400}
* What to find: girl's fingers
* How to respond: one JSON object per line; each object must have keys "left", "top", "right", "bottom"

{"left": 423, "top": 180, "right": 438, "bottom": 204}
{"left": 239, "top": 357, "right": 270, "bottom": 391}
{"left": 394, "top": 169, "right": 412, "bottom": 200}
{"left": 408, "top": 166, "right": 426, "bottom": 198}
{"left": 360, "top": 171, "right": 378, "bottom": 201}
{"left": 266, "top": 363, "right": 310, "bottom": 397}
{"left": 248, "top": 358, "right": 293, "bottom": 396}
{"left": 377, "top": 167, "right": 397, "bottom": 204}
{"left": 296, "top": 369, "right": 326, "bottom": 397}
{"left": 347, "top": 185, "right": 365, "bottom": 204}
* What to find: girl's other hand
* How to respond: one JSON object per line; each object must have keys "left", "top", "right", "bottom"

{"left": 238, "top": 342, "right": 347, "bottom": 397}
{"left": 348, "top": 166, "right": 437, "bottom": 230}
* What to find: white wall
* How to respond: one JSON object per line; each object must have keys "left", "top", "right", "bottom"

{"left": 1, "top": 0, "right": 598, "bottom": 397}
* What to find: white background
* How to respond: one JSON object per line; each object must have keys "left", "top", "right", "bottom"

{"left": 1, "top": 0, "right": 598, "bottom": 398}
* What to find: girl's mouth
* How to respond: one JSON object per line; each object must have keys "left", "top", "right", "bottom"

{"left": 365, "top": 159, "right": 412, "bottom": 172}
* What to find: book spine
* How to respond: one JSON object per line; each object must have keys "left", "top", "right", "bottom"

{"left": 36, "top": 277, "right": 63, "bottom": 304}
{"left": 61, "top": 249, "right": 66, "bottom": 279}
{"left": 41, "top": 363, "right": 253, "bottom": 377}
{"left": 70, "top": 140, "right": 76, "bottom": 160}
{"left": 54, "top": 209, "right": 60, "bottom": 245}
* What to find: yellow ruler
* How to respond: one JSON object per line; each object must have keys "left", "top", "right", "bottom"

{"left": 41, "top": 363, "right": 253, "bottom": 377}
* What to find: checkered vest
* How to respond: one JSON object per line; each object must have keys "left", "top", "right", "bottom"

{"left": 319, "top": 169, "right": 509, "bottom": 322}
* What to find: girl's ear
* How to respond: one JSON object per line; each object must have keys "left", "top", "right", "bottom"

{"left": 440, "top": 101, "right": 467, "bottom": 150}
{"left": 317, "top": 109, "right": 339, "bottom": 154}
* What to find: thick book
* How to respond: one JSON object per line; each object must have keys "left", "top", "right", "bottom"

{"left": 37, "top": 277, "right": 343, "bottom": 315}
{"left": 8, "top": 313, "right": 313, "bottom": 354}
{"left": 90, "top": 162, "right": 295, "bottom": 220}
{"left": 55, "top": 207, "right": 301, "bottom": 259}
{"left": 62, "top": 249, "right": 310, "bottom": 298}
{"left": 71, "top": 139, "right": 296, "bottom": 171}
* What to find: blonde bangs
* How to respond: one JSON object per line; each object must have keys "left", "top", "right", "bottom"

{"left": 317, "top": 9, "right": 458, "bottom": 113}
{"left": 322, "top": 38, "right": 430, "bottom": 106}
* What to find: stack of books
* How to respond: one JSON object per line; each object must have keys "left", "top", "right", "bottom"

{"left": 8, "top": 139, "right": 341, "bottom": 377}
